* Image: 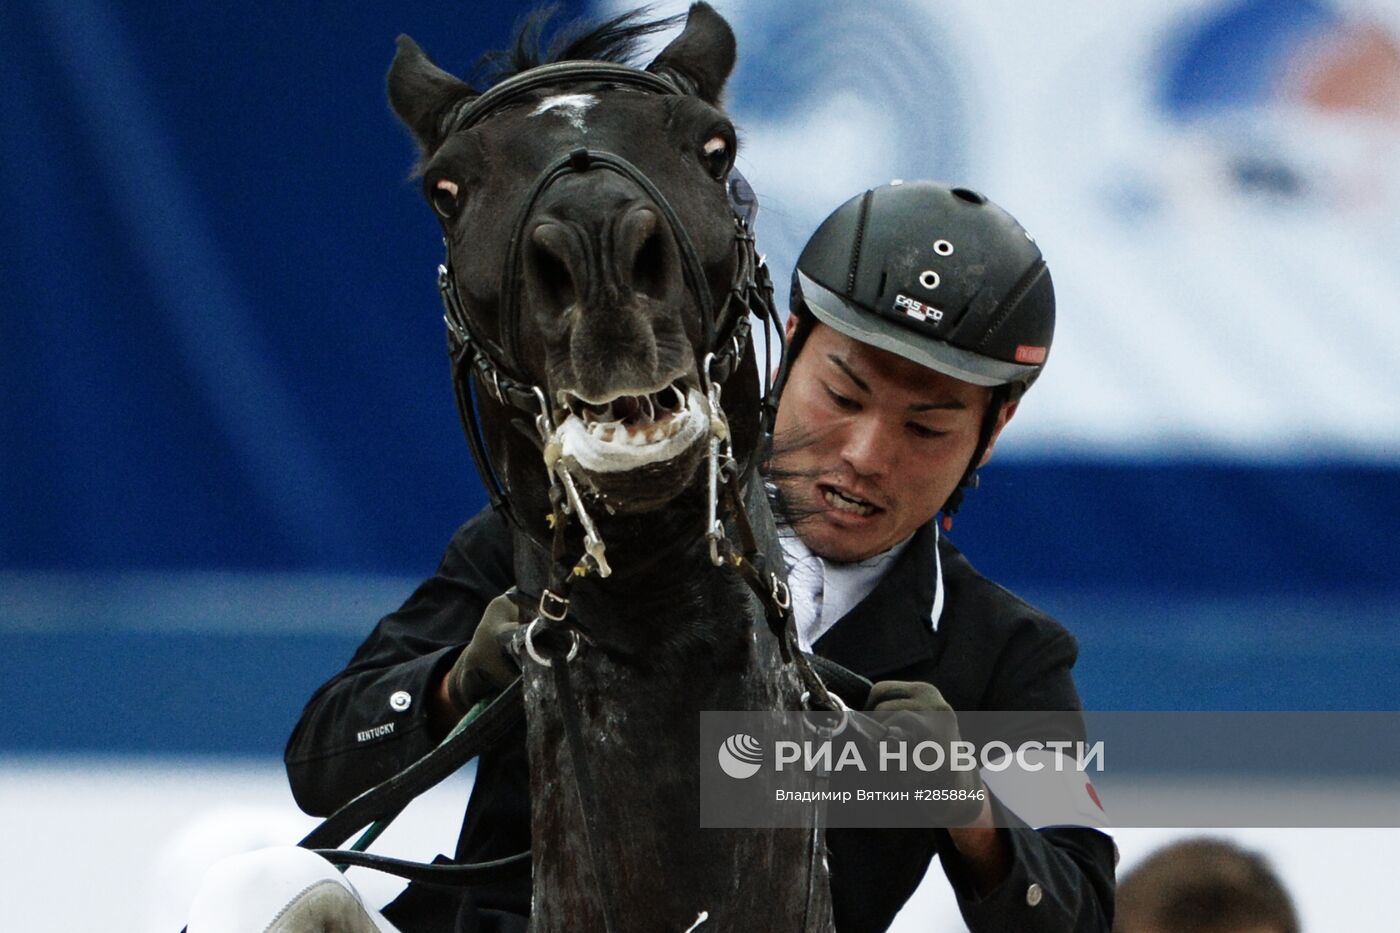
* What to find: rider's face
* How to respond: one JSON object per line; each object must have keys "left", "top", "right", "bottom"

{"left": 771, "top": 320, "right": 1016, "bottom": 563}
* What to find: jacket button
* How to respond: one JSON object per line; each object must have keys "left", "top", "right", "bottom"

{"left": 1026, "top": 882, "right": 1043, "bottom": 907}
{"left": 389, "top": 690, "right": 412, "bottom": 712}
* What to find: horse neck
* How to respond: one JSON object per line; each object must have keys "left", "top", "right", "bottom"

{"left": 515, "top": 474, "right": 824, "bottom": 931}
{"left": 512, "top": 473, "right": 783, "bottom": 682}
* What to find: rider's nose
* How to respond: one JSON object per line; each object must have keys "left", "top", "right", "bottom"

{"left": 839, "top": 416, "right": 891, "bottom": 479}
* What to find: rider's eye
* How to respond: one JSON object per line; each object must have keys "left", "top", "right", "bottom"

{"left": 825, "top": 386, "right": 858, "bottom": 411}
{"left": 430, "top": 178, "right": 461, "bottom": 218}
{"left": 702, "top": 134, "right": 732, "bottom": 180}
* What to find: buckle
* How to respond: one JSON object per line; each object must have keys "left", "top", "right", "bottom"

{"left": 770, "top": 574, "right": 791, "bottom": 612}
{"left": 538, "top": 588, "right": 570, "bottom": 622}
{"left": 707, "top": 519, "right": 726, "bottom": 567}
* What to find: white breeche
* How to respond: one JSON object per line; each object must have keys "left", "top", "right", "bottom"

{"left": 186, "top": 846, "right": 401, "bottom": 933}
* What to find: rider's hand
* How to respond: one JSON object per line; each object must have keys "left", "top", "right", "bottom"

{"left": 865, "top": 680, "right": 985, "bottom": 824}
{"left": 865, "top": 679, "right": 954, "bottom": 715}
{"left": 440, "top": 593, "right": 525, "bottom": 717}
{"left": 865, "top": 679, "right": 964, "bottom": 759}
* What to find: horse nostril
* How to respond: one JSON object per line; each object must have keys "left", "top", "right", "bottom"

{"left": 622, "top": 207, "right": 667, "bottom": 301}
{"left": 632, "top": 228, "right": 666, "bottom": 300}
{"left": 530, "top": 223, "right": 578, "bottom": 314}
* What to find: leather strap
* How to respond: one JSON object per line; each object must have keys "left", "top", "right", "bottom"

{"left": 442, "top": 61, "right": 684, "bottom": 137}
{"left": 298, "top": 679, "right": 525, "bottom": 851}
{"left": 550, "top": 656, "right": 625, "bottom": 933}
{"left": 311, "top": 849, "right": 531, "bottom": 888}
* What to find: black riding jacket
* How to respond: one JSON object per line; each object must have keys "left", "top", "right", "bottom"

{"left": 285, "top": 508, "right": 1115, "bottom": 932}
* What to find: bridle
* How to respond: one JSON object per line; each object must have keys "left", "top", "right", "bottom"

{"left": 429, "top": 50, "right": 843, "bottom": 670}
{"left": 436, "top": 62, "right": 776, "bottom": 571}
{"left": 285, "top": 58, "right": 866, "bottom": 933}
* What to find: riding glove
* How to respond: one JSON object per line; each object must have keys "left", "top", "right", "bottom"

{"left": 444, "top": 592, "right": 525, "bottom": 713}
{"left": 865, "top": 679, "right": 986, "bottom": 824}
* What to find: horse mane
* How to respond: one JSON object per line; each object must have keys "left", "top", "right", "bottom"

{"left": 763, "top": 426, "right": 832, "bottom": 533}
{"left": 472, "top": 4, "right": 685, "bottom": 88}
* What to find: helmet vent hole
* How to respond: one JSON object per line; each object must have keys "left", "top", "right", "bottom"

{"left": 877, "top": 271, "right": 888, "bottom": 296}
{"left": 951, "top": 187, "right": 986, "bottom": 205}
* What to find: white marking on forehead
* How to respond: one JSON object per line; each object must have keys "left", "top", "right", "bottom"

{"left": 530, "top": 93, "right": 598, "bottom": 131}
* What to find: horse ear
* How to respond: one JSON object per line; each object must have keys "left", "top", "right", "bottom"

{"left": 647, "top": 2, "right": 736, "bottom": 105}
{"left": 387, "top": 35, "right": 476, "bottom": 151}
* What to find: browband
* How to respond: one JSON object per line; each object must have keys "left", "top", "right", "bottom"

{"left": 441, "top": 61, "right": 686, "bottom": 138}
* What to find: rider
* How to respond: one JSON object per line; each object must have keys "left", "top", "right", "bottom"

{"left": 280, "top": 181, "right": 1115, "bottom": 932}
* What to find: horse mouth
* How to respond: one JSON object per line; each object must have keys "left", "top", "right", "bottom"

{"left": 553, "top": 379, "right": 710, "bottom": 476}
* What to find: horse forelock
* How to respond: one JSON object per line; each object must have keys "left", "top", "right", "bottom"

{"left": 471, "top": 6, "right": 686, "bottom": 90}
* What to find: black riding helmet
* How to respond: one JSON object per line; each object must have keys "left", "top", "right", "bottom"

{"left": 775, "top": 181, "right": 1056, "bottom": 526}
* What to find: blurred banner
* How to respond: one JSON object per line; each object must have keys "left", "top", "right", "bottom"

{"left": 3, "top": 0, "right": 1399, "bottom": 755}
{"left": 694, "top": 0, "right": 1400, "bottom": 461}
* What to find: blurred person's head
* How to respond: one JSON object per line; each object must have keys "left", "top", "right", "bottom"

{"left": 1115, "top": 837, "right": 1299, "bottom": 933}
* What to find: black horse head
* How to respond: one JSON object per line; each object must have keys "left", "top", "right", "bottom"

{"left": 388, "top": 4, "right": 765, "bottom": 535}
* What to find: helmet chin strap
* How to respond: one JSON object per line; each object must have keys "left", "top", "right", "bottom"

{"left": 761, "top": 296, "right": 817, "bottom": 460}
{"left": 939, "top": 383, "right": 1010, "bottom": 531}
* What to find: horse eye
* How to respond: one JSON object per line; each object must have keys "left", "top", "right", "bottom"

{"left": 430, "top": 178, "right": 460, "bottom": 218}
{"left": 702, "top": 135, "right": 731, "bottom": 180}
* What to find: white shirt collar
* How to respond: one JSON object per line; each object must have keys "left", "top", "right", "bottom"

{"left": 778, "top": 522, "right": 944, "bottom": 654}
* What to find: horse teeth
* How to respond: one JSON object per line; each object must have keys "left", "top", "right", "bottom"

{"left": 566, "top": 387, "right": 698, "bottom": 449}
{"left": 659, "top": 384, "right": 686, "bottom": 413}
